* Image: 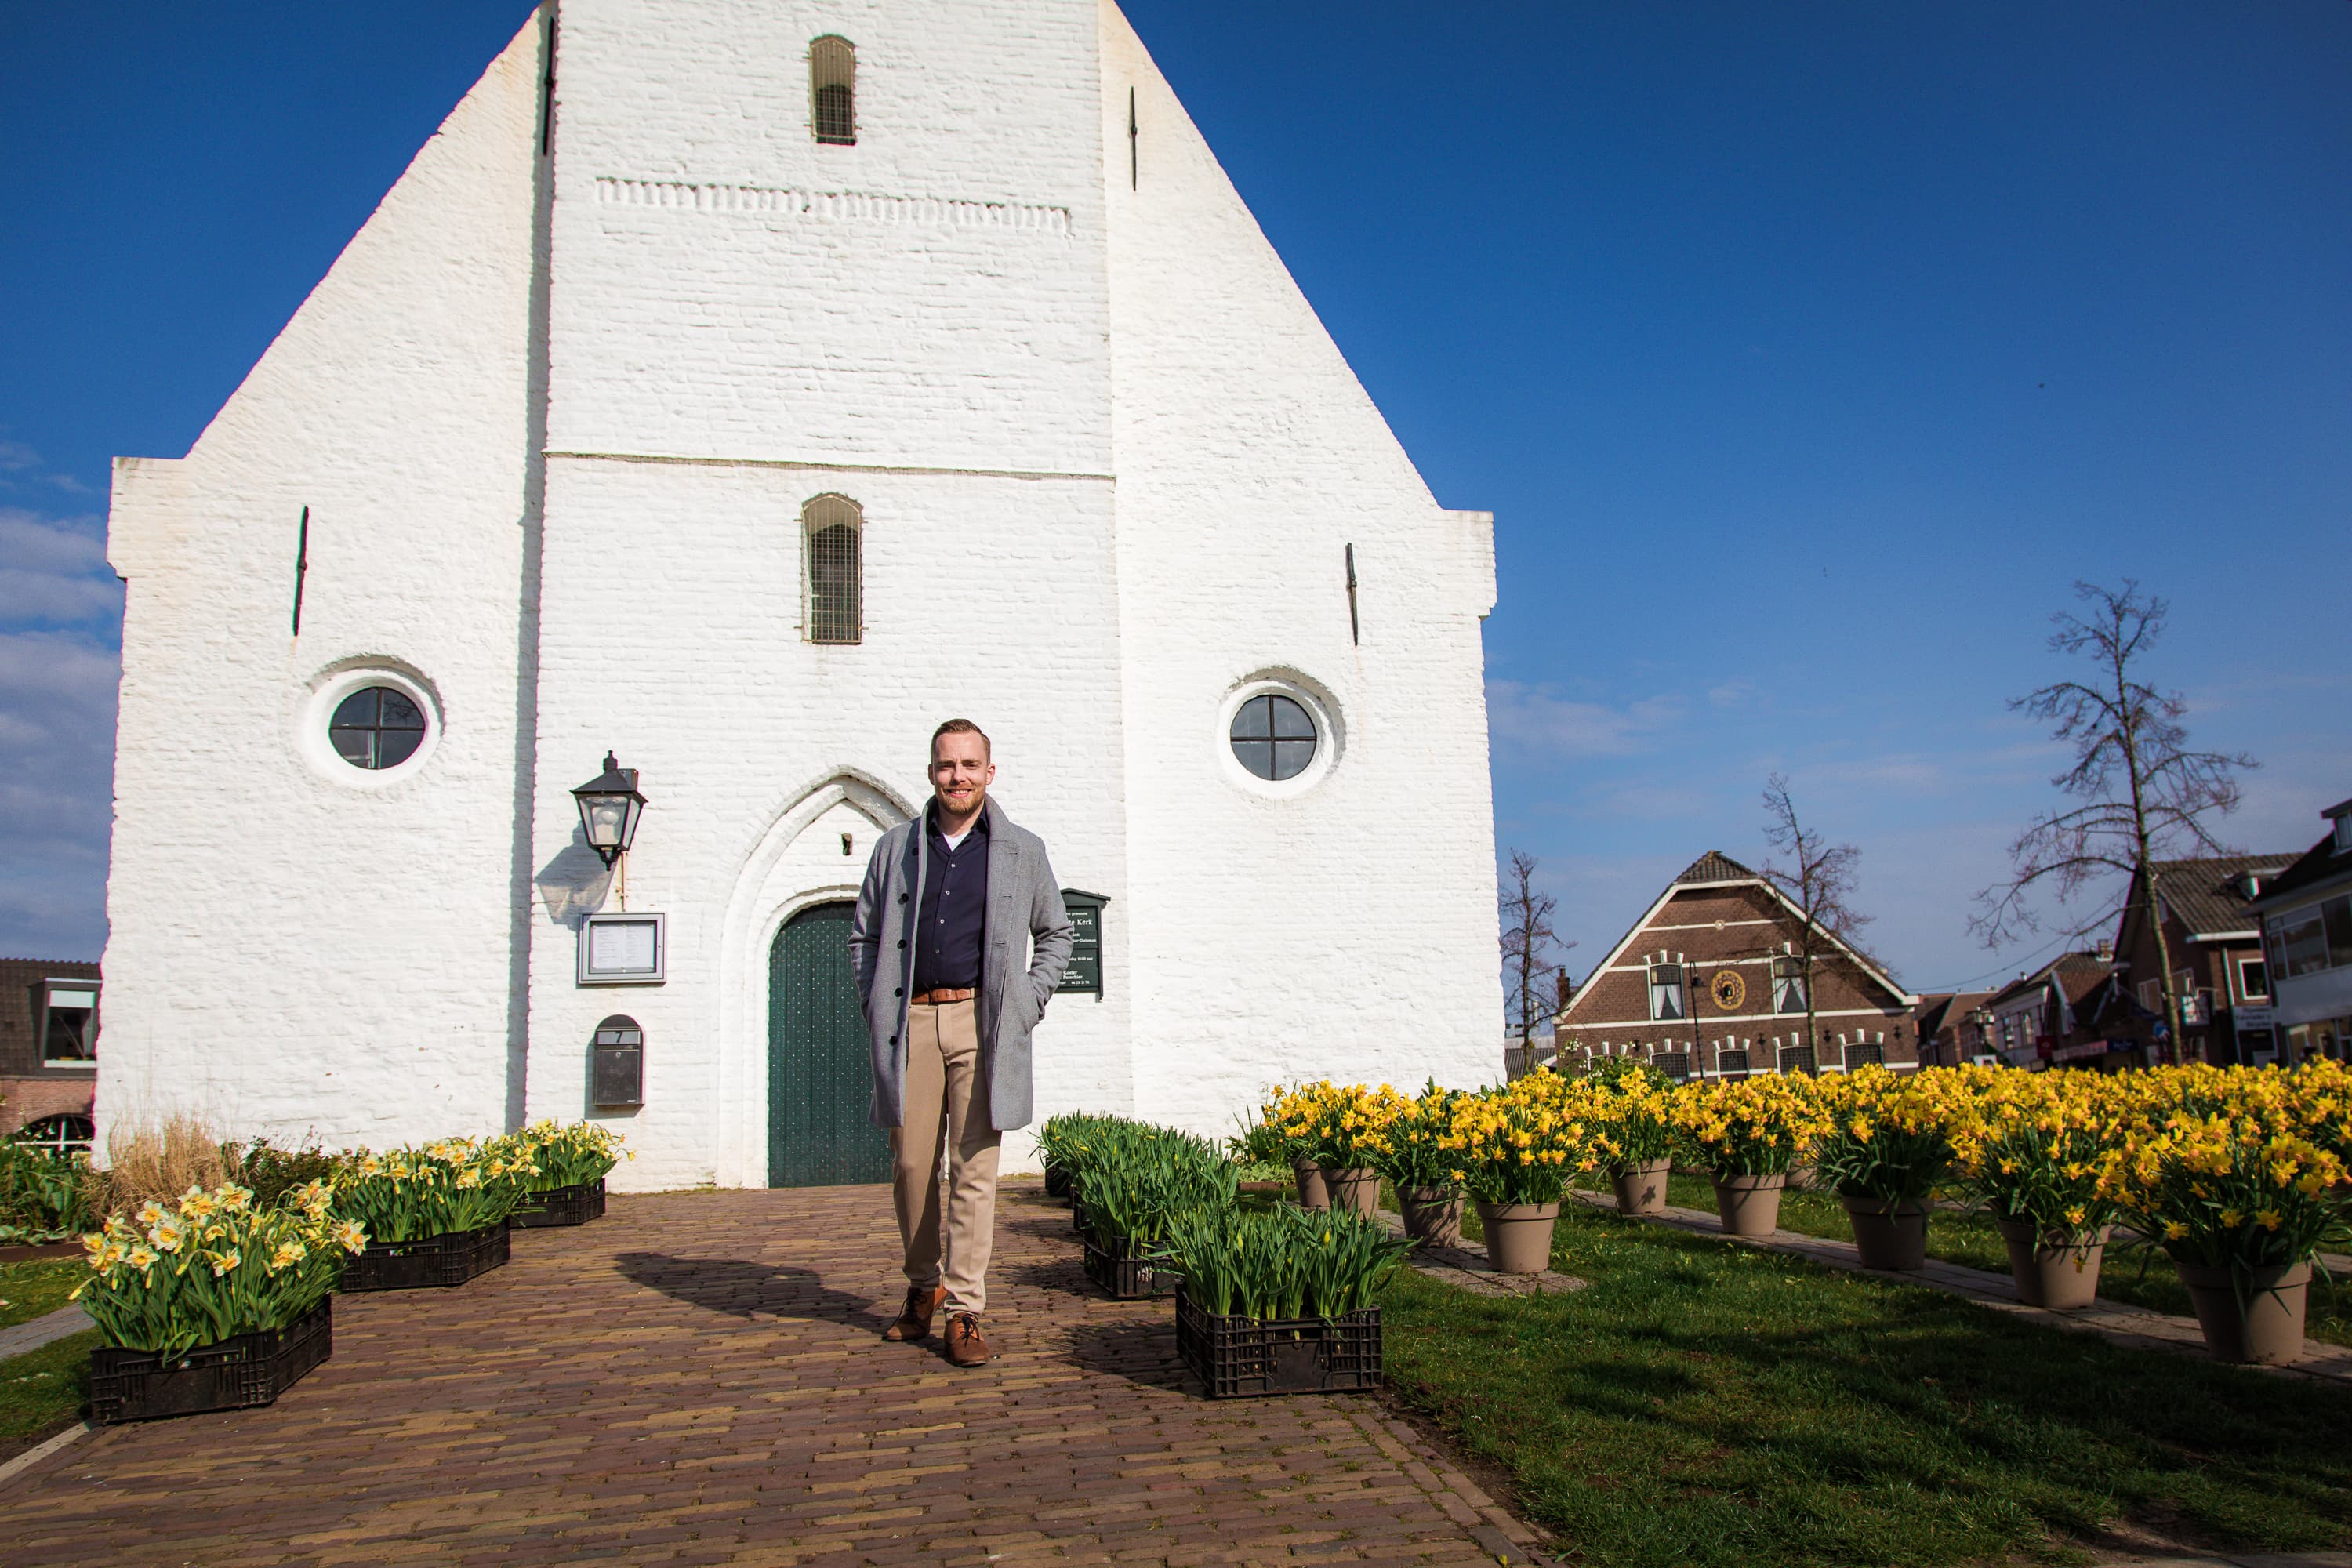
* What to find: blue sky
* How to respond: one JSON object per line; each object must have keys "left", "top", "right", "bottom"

{"left": 3, "top": 2, "right": 2347, "bottom": 989}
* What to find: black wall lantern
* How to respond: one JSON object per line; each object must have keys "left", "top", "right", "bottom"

{"left": 572, "top": 751, "right": 647, "bottom": 868}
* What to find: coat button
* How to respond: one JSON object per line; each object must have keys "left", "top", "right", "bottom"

{"left": 895, "top": 987, "right": 903, "bottom": 998}
{"left": 897, "top": 939, "right": 906, "bottom": 949}
{"left": 898, "top": 893, "right": 908, "bottom": 904}
{"left": 889, "top": 1035, "right": 898, "bottom": 1046}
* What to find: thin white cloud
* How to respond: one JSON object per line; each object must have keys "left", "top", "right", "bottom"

{"left": 1486, "top": 678, "right": 1682, "bottom": 760}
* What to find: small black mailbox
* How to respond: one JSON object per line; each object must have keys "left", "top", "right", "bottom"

{"left": 592, "top": 1014, "right": 644, "bottom": 1108}
{"left": 1057, "top": 890, "right": 1107, "bottom": 996}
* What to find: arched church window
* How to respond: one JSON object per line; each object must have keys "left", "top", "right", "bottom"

{"left": 811, "top": 36, "right": 855, "bottom": 145}
{"left": 328, "top": 685, "right": 427, "bottom": 769}
{"left": 804, "top": 495, "right": 863, "bottom": 644}
{"left": 1229, "top": 693, "right": 1316, "bottom": 781}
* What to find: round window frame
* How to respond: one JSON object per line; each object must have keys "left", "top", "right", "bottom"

{"left": 1217, "top": 675, "right": 1339, "bottom": 798}
{"left": 299, "top": 663, "right": 443, "bottom": 789}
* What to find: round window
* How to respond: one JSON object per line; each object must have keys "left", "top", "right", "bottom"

{"left": 1229, "top": 693, "right": 1317, "bottom": 781}
{"left": 328, "top": 685, "right": 427, "bottom": 770}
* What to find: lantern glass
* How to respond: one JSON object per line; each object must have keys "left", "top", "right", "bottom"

{"left": 583, "top": 797, "right": 630, "bottom": 851}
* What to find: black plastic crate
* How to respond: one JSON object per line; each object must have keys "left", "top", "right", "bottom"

{"left": 1081, "top": 1233, "right": 1174, "bottom": 1299}
{"left": 1044, "top": 1163, "right": 1071, "bottom": 1199}
{"left": 1174, "top": 1284, "right": 1382, "bottom": 1399}
{"left": 1071, "top": 1194, "right": 1091, "bottom": 1236}
{"left": 511, "top": 1179, "right": 607, "bottom": 1229}
{"left": 90, "top": 1299, "right": 332, "bottom": 1425}
{"left": 339, "top": 1221, "right": 510, "bottom": 1292}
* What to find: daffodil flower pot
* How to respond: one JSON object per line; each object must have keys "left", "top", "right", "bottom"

{"left": 1710, "top": 1173, "right": 1787, "bottom": 1238}
{"left": 89, "top": 1298, "right": 332, "bottom": 1425}
{"left": 1838, "top": 1195, "right": 1929, "bottom": 1270}
{"left": 1174, "top": 1283, "right": 1383, "bottom": 1399}
{"left": 1610, "top": 1160, "right": 1673, "bottom": 1217}
{"left": 2173, "top": 1259, "right": 2311, "bottom": 1365}
{"left": 1292, "top": 1160, "right": 1330, "bottom": 1211}
{"left": 510, "top": 1178, "right": 606, "bottom": 1229}
{"left": 1398, "top": 1187, "right": 1464, "bottom": 1247}
{"left": 1319, "top": 1167, "right": 1381, "bottom": 1217}
{"left": 1993, "top": 1218, "right": 2107, "bottom": 1308}
{"left": 338, "top": 1221, "right": 510, "bottom": 1292}
{"left": 1474, "top": 1200, "right": 1561, "bottom": 1274}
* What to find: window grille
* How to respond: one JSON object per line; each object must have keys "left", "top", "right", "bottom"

{"left": 1716, "top": 1048, "right": 1750, "bottom": 1080}
{"left": 1647, "top": 961, "right": 1685, "bottom": 1022}
{"left": 1653, "top": 1051, "right": 1692, "bottom": 1083}
{"left": 803, "top": 495, "right": 862, "bottom": 644}
{"left": 1844, "top": 1040, "right": 1884, "bottom": 1069}
{"left": 1229, "top": 693, "right": 1316, "bottom": 781}
{"left": 811, "top": 36, "right": 855, "bottom": 144}
{"left": 328, "top": 685, "right": 426, "bottom": 770}
{"left": 1772, "top": 955, "right": 1808, "bottom": 1014}
{"left": 1778, "top": 1044, "right": 1818, "bottom": 1076}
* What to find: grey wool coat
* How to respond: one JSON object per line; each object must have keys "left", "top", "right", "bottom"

{"left": 848, "top": 795, "right": 1074, "bottom": 1132}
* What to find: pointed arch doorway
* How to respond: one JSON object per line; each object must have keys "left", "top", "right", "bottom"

{"left": 767, "top": 901, "right": 890, "bottom": 1185}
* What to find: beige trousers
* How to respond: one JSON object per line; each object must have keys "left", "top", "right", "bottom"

{"left": 890, "top": 998, "right": 1002, "bottom": 1315}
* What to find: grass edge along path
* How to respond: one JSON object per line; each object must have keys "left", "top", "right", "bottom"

{"left": 1378, "top": 1207, "right": 2352, "bottom": 1568}
{"left": 0, "top": 1329, "right": 94, "bottom": 1463}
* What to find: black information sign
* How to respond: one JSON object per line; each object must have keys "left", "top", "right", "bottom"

{"left": 1058, "top": 890, "right": 1107, "bottom": 996}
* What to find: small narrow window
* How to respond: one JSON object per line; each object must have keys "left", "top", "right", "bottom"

{"left": 811, "top": 36, "right": 855, "bottom": 145}
{"left": 803, "top": 494, "right": 862, "bottom": 644}
{"left": 1771, "top": 955, "right": 1808, "bottom": 1014}
{"left": 2239, "top": 956, "right": 2269, "bottom": 1001}
{"left": 1647, "top": 961, "right": 1685, "bottom": 1022}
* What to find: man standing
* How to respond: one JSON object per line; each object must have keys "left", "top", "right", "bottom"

{"left": 850, "top": 720, "right": 1074, "bottom": 1367}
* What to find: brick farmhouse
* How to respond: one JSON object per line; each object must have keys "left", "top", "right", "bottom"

{"left": 1554, "top": 852, "right": 1919, "bottom": 1080}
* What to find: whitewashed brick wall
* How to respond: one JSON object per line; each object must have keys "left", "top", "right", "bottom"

{"left": 99, "top": 0, "right": 1501, "bottom": 1186}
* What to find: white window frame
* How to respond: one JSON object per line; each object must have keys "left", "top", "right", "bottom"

{"left": 1647, "top": 960, "right": 1686, "bottom": 1022}
{"left": 2237, "top": 954, "right": 2270, "bottom": 1002}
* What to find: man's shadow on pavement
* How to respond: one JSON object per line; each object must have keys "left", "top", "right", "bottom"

{"left": 614, "top": 1252, "right": 891, "bottom": 1331}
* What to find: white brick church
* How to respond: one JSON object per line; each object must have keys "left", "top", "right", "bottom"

{"left": 96, "top": 0, "right": 1501, "bottom": 1189}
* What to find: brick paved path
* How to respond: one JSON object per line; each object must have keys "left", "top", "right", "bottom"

{"left": 0, "top": 1182, "right": 1544, "bottom": 1566}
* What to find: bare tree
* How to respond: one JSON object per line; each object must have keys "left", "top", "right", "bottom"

{"left": 1970, "top": 579, "right": 2255, "bottom": 1064}
{"left": 1759, "top": 774, "right": 1876, "bottom": 1066}
{"left": 1500, "top": 850, "right": 1574, "bottom": 1047}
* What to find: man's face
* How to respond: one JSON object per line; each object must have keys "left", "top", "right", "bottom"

{"left": 930, "top": 731, "right": 995, "bottom": 817}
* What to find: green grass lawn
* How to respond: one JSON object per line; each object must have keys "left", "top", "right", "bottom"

{"left": 0, "top": 1329, "right": 93, "bottom": 1459}
{"left": 1630, "top": 1174, "right": 2352, "bottom": 1348}
{"left": 0, "top": 1259, "right": 85, "bottom": 1332}
{"left": 1380, "top": 1207, "right": 2352, "bottom": 1568}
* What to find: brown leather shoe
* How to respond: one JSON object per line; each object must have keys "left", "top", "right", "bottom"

{"left": 882, "top": 1284, "right": 946, "bottom": 1342}
{"left": 943, "top": 1312, "right": 992, "bottom": 1367}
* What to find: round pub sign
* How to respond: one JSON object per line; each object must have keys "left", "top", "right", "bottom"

{"left": 1710, "top": 970, "right": 1747, "bottom": 1011}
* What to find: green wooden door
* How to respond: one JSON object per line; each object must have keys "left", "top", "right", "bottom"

{"left": 768, "top": 902, "right": 890, "bottom": 1186}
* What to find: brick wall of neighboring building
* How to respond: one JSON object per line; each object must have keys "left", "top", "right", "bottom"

{"left": 1555, "top": 855, "right": 1919, "bottom": 1078}
{"left": 2105, "top": 856, "right": 2290, "bottom": 1066}
{"left": 0, "top": 957, "right": 100, "bottom": 1136}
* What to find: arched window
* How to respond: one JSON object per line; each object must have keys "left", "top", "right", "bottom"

{"left": 811, "top": 36, "right": 855, "bottom": 145}
{"left": 803, "top": 495, "right": 862, "bottom": 644}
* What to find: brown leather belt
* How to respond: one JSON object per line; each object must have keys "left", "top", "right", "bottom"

{"left": 911, "top": 987, "right": 976, "bottom": 1006}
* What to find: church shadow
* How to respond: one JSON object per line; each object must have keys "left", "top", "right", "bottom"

{"left": 613, "top": 1251, "right": 891, "bottom": 1330}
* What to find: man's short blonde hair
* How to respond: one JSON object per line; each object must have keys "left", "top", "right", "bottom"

{"left": 931, "top": 718, "right": 991, "bottom": 758}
